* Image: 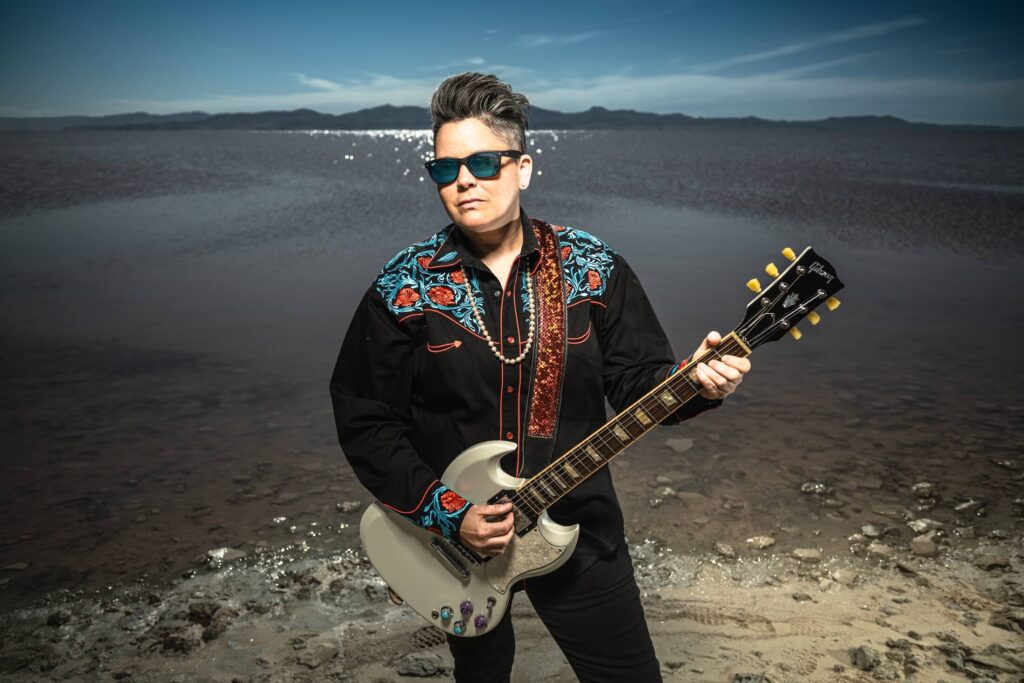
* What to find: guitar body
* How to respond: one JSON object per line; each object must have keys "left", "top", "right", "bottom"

{"left": 359, "top": 440, "right": 580, "bottom": 637}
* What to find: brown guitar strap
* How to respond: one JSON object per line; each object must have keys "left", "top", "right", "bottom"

{"left": 521, "top": 218, "right": 568, "bottom": 476}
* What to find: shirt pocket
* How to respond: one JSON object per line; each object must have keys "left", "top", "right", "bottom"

{"left": 425, "top": 339, "right": 463, "bottom": 354}
{"left": 568, "top": 321, "right": 592, "bottom": 345}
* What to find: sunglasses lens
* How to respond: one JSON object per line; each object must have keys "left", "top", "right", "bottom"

{"left": 427, "top": 159, "right": 459, "bottom": 184}
{"left": 467, "top": 153, "right": 501, "bottom": 179}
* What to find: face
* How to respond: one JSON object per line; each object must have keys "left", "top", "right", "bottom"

{"left": 433, "top": 117, "right": 532, "bottom": 236}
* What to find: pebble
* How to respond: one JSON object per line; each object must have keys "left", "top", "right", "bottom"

{"left": 850, "top": 645, "right": 880, "bottom": 671}
{"left": 792, "top": 548, "right": 822, "bottom": 564}
{"left": 207, "top": 547, "right": 247, "bottom": 568}
{"left": 830, "top": 568, "right": 859, "bottom": 586}
{"left": 664, "top": 437, "right": 694, "bottom": 453}
{"left": 296, "top": 641, "right": 339, "bottom": 669}
{"left": 907, "top": 518, "right": 943, "bottom": 533}
{"left": 715, "top": 543, "right": 736, "bottom": 560}
{"left": 973, "top": 546, "right": 1010, "bottom": 570}
{"left": 910, "top": 533, "right": 939, "bottom": 558}
{"left": 746, "top": 536, "right": 775, "bottom": 549}
{"left": 336, "top": 501, "right": 362, "bottom": 514}
{"left": 655, "top": 475, "right": 673, "bottom": 485}
{"left": 394, "top": 651, "right": 445, "bottom": 677}
{"left": 792, "top": 592, "right": 813, "bottom": 601}
{"left": 3, "top": 562, "right": 29, "bottom": 571}
{"left": 861, "top": 524, "right": 881, "bottom": 538}
{"left": 867, "top": 542, "right": 893, "bottom": 559}
{"left": 911, "top": 482, "right": 936, "bottom": 498}
{"left": 800, "top": 482, "right": 830, "bottom": 495}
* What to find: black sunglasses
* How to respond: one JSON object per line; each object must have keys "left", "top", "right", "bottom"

{"left": 424, "top": 150, "right": 523, "bottom": 185}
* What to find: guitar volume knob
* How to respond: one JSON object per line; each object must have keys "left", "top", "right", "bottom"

{"left": 453, "top": 620, "right": 466, "bottom": 636}
{"left": 439, "top": 606, "right": 453, "bottom": 622}
{"left": 459, "top": 600, "right": 473, "bottom": 616}
{"left": 474, "top": 615, "right": 488, "bottom": 630}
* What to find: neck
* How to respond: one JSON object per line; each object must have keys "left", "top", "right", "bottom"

{"left": 459, "top": 210, "right": 523, "bottom": 261}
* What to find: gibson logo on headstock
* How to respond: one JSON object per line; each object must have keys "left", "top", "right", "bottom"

{"left": 809, "top": 261, "right": 834, "bottom": 284}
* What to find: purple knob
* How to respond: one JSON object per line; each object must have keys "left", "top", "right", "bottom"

{"left": 474, "top": 615, "right": 488, "bottom": 630}
{"left": 459, "top": 600, "right": 473, "bottom": 616}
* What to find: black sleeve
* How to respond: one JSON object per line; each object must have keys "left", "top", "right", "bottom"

{"left": 328, "top": 286, "right": 469, "bottom": 541}
{"left": 594, "top": 253, "right": 722, "bottom": 424}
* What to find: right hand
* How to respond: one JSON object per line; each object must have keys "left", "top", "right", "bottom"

{"left": 458, "top": 501, "right": 514, "bottom": 556}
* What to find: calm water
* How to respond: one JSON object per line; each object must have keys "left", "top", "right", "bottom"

{"left": 1, "top": 128, "right": 1022, "bottom": 611}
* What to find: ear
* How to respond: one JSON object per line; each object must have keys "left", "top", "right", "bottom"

{"left": 517, "top": 154, "right": 533, "bottom": 190}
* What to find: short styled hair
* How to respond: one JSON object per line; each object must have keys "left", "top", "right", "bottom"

{"left": 430, "top": 72, "right": 529, "bottom": 152}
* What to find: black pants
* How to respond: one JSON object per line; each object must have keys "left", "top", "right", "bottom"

{"left": 446, "top": 543, "right": 662, "bottom": 682}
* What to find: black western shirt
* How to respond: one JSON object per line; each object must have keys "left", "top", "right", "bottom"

{"left": 329, "top": 211, "right": 721, "bottom": 575}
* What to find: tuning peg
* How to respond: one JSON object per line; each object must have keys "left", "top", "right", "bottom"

{"left": 765, "top": 262, "right": 779, "bottom": 278}
{"left": 746, "top": 278, "right": 762, "bottom": 293}
{"left": 807, "top": 311, "right": 821, "bottom": 325}
{"left": 788, "top": 326, "right": 802, "bottom": 340}
{"left": 825, "top": 296, "right": 841, "bottom": 311}
{"left": 782, "top": 247, "right": 796, "bottom": 261}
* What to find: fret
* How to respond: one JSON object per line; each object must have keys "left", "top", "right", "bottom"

{"left": 549, "top": 470, "right": 567, "bottom": 489}
{"left": 585, "top": 444, "right": 603, "bottom": 463}
{"left": 527, "top": 487, "right": 545, "bottom": 506}
{"left": 538, "top": 479, "right": 556, "bottom": 498}
{"left": 622, "top": 418, "right": 645, "bottom": 440}
{"left": 644, "top": 397, "right": 670, "bottom": 423}
{"left": 563, "top": 462, "right": 580, "bottom": 479}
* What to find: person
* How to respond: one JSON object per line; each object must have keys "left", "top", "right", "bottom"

{"left": 329, "top": 72, "right": 751, "bottom": 682}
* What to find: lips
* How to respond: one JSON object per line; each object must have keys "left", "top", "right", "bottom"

{"left": 457, "top": 198, "right": 484, "bottom": 208}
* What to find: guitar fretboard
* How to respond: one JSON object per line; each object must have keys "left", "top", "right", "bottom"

{"left": 510, "top": 332, "right": 751, "bottom": 517}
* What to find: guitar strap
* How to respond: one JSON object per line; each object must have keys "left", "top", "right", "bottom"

{"left": 521, "top": 218, "right": 568, "bottom": 477}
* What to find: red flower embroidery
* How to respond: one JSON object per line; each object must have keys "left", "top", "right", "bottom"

{"left": 450, "top": 269, "right": 466, "bottom": 284}
{"left": 440, "top": 490, "right": 467, "bottom": 512}
{"left": 393, "top": 287, "right": 420, "bottom": 308}
{"left": 587, "top": 270, "right": 602, "bottom": 290}
{"left": 560, "top": 246, "right": 571, "bottom": 261}
{"left": 427, "top": 286, "right": 455, "bottom": 306}
{"left": 417, "top": 255, "right": 432, "bottom": 269}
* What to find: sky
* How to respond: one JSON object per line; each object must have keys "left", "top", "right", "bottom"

{"left": 1, "top": 0, "right": 1022, "bottom": 125}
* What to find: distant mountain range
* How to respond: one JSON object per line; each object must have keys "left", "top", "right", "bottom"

{"left": 0, "top": 105, "right": 1014, "bottom": 132}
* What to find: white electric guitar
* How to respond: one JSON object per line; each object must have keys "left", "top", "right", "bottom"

{"left": 360, "top": 246, "right": 844, "bottom": 637}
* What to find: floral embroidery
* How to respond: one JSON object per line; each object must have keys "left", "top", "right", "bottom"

{"left": 427, "top": 286, "right": 455, "bottom": 306}
{"left": 556, "top": 227, "right": 615, "bottom": 304}
{"left": 393, "top": 287, "right": 419, "bottom": 307}
{"left": 417, "top": 255, "right": 432, "bottom": 269}
{"left": 560, "top": 245, "right": 572, "bottom": 261}
{"left": 450, "top": 269, "right": 466, "bottom": 284}
{"left": 415, "top": 485, "right": 470, "bottom": 541}
{"left": 587, "top": 270, "right": 602, "bottom": 290}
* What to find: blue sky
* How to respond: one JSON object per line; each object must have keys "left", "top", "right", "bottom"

{"left": 1, "top": 0, "right": 1022, "bottom": 125}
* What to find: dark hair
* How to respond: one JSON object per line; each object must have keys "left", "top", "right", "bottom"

{"left": 430, "top": 72, "right": 529, "bottom": 151}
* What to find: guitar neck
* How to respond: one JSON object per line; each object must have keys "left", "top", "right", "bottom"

{"left": 513, "top": 331, "right": 752, "bottom": 514}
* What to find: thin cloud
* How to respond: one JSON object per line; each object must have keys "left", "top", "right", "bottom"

{"left": 518, "top": 31, "right": 604, "bottom": 49}
{"left": 293, "top": 73, "right": 341, "bottom": 91}
{"left": 430, "top": 56, "right": 486, "bottom": 70}
{"left": 690, "top": 16, "right": 926, "bottom": 73}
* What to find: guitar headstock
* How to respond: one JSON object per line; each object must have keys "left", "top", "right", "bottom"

{"left": 737, "top": 246, "right": 844, "bottom": 350}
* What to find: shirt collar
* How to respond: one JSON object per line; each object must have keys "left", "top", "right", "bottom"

{"left": 425, "top": 209, "right": 541, "bottom": 271}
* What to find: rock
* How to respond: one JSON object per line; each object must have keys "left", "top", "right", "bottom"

{"left": 295, "top": 639, "right": 339, "bottom": 668}
{"left": 954, "top": 525, "right": 977, "bottom": 539}
{"left": 830, "top": 568, "right": 859, "bottom": 586}
{"left": 746, "top": 536, "right": 775, "bottom": 549}
{"left": 715, "top": 543, "right": 736, "bottom": 560}
{"left": 990, "top": 609, "right": 1024, "bottom": 633}
{"left": 792, "top": 548, "right": 822, "bottom": 563}
{"left": 207, "top": 547, "right": 247, "bottom": 568}
{"left": 867, "top": 542, "right": 893, "bottom": 559}
{"left": 861, "top": 524, "right": 881, "bottom": 538}
{"left": 336, "top": 501, "right": 361, "bottom": 514}
{"left": 910, "top": 532, "right": 939, "bottom": 558}
{"left": 954, "top": 499, "right": 983, "bottom": 512}
{"left": 973, "top": 546, "right": 1010, "bottom": 570}
{"left": 850, "top": 645, "right": 880, "bottom": 671}
{"left": 395, "top": 652, "right": 445, "bottom": 677}
{"left": 792, "top": 592, "right": 813, "bottom": 602}
{"left": 911, "top": 482, "right": 935, "bottom": 498}
{"left": 3, "top": 562, "right": 28, "bottom": 571}
{"left": 800, "top": 482, "right": 830, "bottom": 495}
{"left": 821, "top": 498, "right": 846, "bottom": 509}
{"left": 675, "top": 491, "right": 709, "bottom": 504}
{"left": 664, "top": 437, "right": 694, "bottom": 453}
{"left": 818, "top": 578, "right": 839, "bottom": 592}
{"left": 655, "top": 486, "right": 676, "bottom": 498}
{"left": 655, "top": 475, "right": 673, "bottom": 485}
{"left": 967, "top": 653, "right": 1019, "bottom": 674}
{"left": 907, "top": 518, "right": 943, "bottom": 533}
{"left": 46, "top": 610, "right": 71, "bottom": 627}
{"left": 881, "top": 606, "right": 901, "bottom": 616}
{"left": 989, "top": 529, "right": 1010, "bottom": 539}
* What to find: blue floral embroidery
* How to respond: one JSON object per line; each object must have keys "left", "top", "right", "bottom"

{"left": 416, "top": 485, "right": 470, "bottom": 541}
{"left": 377, "top": 224, "right": 616, "bottom": 334}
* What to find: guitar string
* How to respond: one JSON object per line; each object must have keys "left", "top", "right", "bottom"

{"left": 509, "top": 339, "right": 743, "bottom": 514}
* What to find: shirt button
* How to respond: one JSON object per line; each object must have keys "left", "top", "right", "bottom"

{"left": 505, "top": 432, "right": 514, "bottom": 440}
{"left": 493, "top": 290, "right": 501, "bottom": 298}
{"left": 506, "top": 336, "right": 515, "bottom": 344}
{"left": 506, "top": 290, "right": 512, "bottom": 297}
{"left": 506, "top": 386, "right": 514, "bottom": 394}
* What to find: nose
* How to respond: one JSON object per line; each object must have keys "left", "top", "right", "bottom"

{"left": 455, "top": 161, "right": 477, "bottom": 189}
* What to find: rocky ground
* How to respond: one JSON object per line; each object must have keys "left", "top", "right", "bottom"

{"left": 2, "top": 479, "right": 1021, "bottom": 683}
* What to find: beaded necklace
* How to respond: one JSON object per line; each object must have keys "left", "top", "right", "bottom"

{"left": 460, "top": 265, "right": 535, "bottom": 365}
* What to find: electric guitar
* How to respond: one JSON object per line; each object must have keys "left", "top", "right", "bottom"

{"left": 360, "top": 246, "right": 844, "bottom": 637}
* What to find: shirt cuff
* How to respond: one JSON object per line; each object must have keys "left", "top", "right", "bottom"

{"left": 400, "top": 481, "right": 471, "bottom": 542}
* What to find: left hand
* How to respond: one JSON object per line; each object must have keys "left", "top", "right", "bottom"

{"left": 689, "top": 330, "right": 752, "bottom": 400}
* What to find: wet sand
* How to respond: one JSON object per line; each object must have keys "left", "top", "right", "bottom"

{"left": 1, "top": 129, "right": 1022, "bottom": 681}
